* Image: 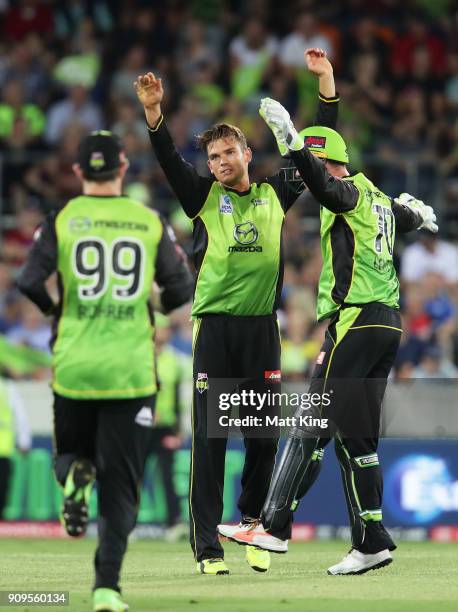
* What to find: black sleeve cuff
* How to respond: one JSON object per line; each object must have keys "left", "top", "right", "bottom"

{"left": 146, "top": 114, "right": 164, "bottom": 133}
{"left": 318, "top": 92, "right": 339, "bottom": 103}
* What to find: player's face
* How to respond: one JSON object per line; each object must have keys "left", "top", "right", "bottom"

{"left": 207, "top": 137, "right": 252, "bottom": 187}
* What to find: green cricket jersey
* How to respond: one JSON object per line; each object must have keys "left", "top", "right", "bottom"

{"left": 192, "top": 182, "right": 285, "bottom": 316}
{"left": 317, "top": 173, "right": 399, "bottom": 320}
{"left": 53, "top": 195, "right": 161, "bottom": 398}
{"left": 18, "top": 195, "right": 193, "bottom": 400}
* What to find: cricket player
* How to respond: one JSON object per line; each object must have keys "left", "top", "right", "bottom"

{"left": 149, "top": 313, "right": 187, "bottom": 540}
{"left": 221, "top": 98, "right": 438, "bottom": 575}
{"left": 18, "top": 131, "right": 193, "bottom": 611}
{"left": 0, "top": 377, "right": 31, "bottom": 519}
{"left": 135, "top": 49, "right": 340, "bottom": 574}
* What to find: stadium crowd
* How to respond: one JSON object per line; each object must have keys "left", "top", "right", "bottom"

{"left": 0, "top": 0, "right": 457, "bottom": 380}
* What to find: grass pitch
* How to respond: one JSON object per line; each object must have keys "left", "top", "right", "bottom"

{"left": 1, "top": 539, "right": 457, "bottom": 611}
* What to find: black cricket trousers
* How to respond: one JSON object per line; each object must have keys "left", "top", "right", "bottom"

{"left": 263, "top": 303, "right": 402, "bottom": 553}
{"left": 53, "top": 393, "right": 155, "bottom": 592}
{"left": 190, "top": 314, "right": 281, "bottom": 562}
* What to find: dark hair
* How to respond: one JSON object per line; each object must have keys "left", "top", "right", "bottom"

{"left": 326, "top": 159, "right": 346, "bottom": 169}
{"left": 196, "top": 123, "right": 247, "bottom": 153}
{"left": 82, "top": 168, "right": 120, "bottom": 182}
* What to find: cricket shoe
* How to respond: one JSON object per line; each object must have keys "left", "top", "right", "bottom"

{"left": 218, "top": 521, "right": 288, "bottom": 553}
{"left": 327, "top": 548, "right": 393, "bottom": 575}
{"left": 197, "top": 558, "right": 229, "bottom": 575}
{"left": 93, "top": 588, "right": 128, "bottom": 611}
{"left": 246, "top": 545, "right": 271, "bottom": 572}
{"left": 217, "top": 522, "right": 271, "bottom": 571}
{"left": 62, "top": 458, "right": 95, "bottom": 537}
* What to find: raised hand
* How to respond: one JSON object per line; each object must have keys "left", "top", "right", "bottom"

{"left": 134, "top": 72, "right": 164, "bottom": 126}
{"left": 304, "top": 48, "right": 333, "bottom": 78}
{"left": 134, "top": 72, "right": 163, "bottom": 108}
{"left": 259, "top": 98, "right": 304, "bottom": 154}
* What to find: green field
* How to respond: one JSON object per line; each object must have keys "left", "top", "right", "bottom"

{"left": 1, "top": 539, "right": 457, "bottom": 611}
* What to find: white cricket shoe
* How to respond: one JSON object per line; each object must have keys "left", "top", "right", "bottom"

{"left": 217, "top": 522, "right": 244, "bottom": 539}
{"left": 217, "top": 521, "right": 288, "bottom": 553}
{"left": 327, "top": 548, "right": 393, "bottom": 575}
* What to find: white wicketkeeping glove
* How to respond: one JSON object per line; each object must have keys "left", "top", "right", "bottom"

{"left": 259, "top": 98, "right": 303, "bottom": 156}
{"left": 394, "top": 193, "right": 438, "bottom": 233}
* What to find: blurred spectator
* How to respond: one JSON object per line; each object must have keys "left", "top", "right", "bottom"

{"left": 0, "top": 79, "right": 45, "bottom": 143}
{"left": 279, "top": 12, "right": 333, "bottom": 72}
{"left": 0, "top": 260, "right": 15, "bottom": 332}
{"left": 401, "top": 233, "right": 458, "bottom": 285}
{"left": 45, "top": 84, "right": 102, "bottom": 145}
{"left": 6, "top": 298, "right": 51, "bottom": 355}
{"left": 391, "top": 15, "right": 447, "bottom": 78}
{"left": 2, "top": 207, "right": 43, "bottom": 267}
{"left": 24, "top": 124, "right": 85, "bottom": 209}
{"left": 445, "top": 53, "right": 458, "bottom": 108}
{"left": 53, "top": 18, "right": 101, "bottom": 89}
{"left": 176, "top": 19, "right": 221, "bottom": 88}
{"left": 0, "top": 376, "right": 31, "bottom": 519}
{"left": 0, "top": 36, "right": 51, "bottom": 105}
{"left": 0, "top": 333, "right": 52, "bottom": 379}
{"left": 4, "top": 0, "right": 53, "bottom": 42}
{"left": 53, "top": 1, "right": 114, "bottom": 40}
{"left": 111, "top": 99, "right": 150, "bottom": 145}
{"left": 188, "top": 62, "right": 225, "bottom": 117}
{"left": 412, "top": 345, "right": 457, "bottom": 378}
{"left": 229, "top": 19, "right": 278, "bottom": 99}
{"left": 398, "top": 44, "right": 443, "bottom": 93}
{"left": 342, "top": 16, "right": 389, "bottom": 75}
{"left": 111, "top": 45, "right": 149, "bottom": 103}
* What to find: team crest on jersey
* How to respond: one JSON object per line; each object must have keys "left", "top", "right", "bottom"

{"left": 69, "top": 216, "right": 92, "bottom": 233}
{"left": 219, "top": 195, "right": 233, "bottom": 214}
{"left": 196, "top": 372, "right": 209, "bottom": 394}
{"left": 251, "top": 198, "right": 267, "bottom": 206}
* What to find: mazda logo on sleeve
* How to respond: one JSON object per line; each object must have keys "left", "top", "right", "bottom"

{"left": 233, "top": 221, "right": 258, "bottom": 245}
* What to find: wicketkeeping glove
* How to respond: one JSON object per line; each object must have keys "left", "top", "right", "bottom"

{"left": 259, "top": 98, "right": 304, "bottom": 155}
{"left": 394, "top": 193, "right": 438, "bottom": 233}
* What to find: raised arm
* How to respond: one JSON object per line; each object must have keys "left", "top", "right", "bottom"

{"left": 266, "top": 50, "right": 340, "bottom": 212}
{"left": 305, "top": 48, "right": 339, "bottom": 129}
{"left": 134, "top": 72, "right": 213, "bottom": 219}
